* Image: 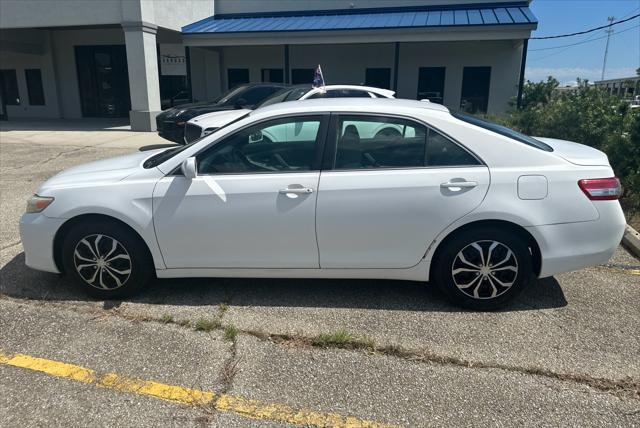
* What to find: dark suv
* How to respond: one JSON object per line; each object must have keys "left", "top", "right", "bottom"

{"left": 155, "top": 83, "right": 287, "bottom": 143}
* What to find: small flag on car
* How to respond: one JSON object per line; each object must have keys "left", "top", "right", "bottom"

{"left": 313, "top": 64, "right": 326, "bottom": 92}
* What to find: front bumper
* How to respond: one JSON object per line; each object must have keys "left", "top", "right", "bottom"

{"left": 527, "top": 201, "right": 626, "bottom": 278}
{"left": 19, "top": 214, "right": 66, "bottom": 274}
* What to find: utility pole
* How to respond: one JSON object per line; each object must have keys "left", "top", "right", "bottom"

{"left": 601, "top": 16, "right": 615, "bottom": 80}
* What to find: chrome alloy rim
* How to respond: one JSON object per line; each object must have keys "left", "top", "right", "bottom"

{"left": 451, "top": 240, "right": 518, "bottom": 299}
{"left": 73, "top": 234, "right": 131, "bottom": 290}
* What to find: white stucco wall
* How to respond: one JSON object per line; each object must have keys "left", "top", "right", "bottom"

{"left": 1, "top": 32, "right": 61, "bottom": 118}
{"left": 0, "top": 0, "right": 213, "bottom": 31}
{"left": 192, "top": 41, "right": 523, "bottom": 114}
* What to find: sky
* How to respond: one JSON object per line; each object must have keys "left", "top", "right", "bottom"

{"left": 526, "top": 0, "right": 640, "bottom": 85}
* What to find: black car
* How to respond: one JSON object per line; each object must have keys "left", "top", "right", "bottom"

{"left": 155, "top": 83, "right": 287, "bottom": 143}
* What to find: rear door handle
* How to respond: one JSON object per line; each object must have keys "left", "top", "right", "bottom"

{"left": 440, "top": 181, "right": 478, "bottom": 189}
{"left": 279, "top": 187, "right": 314, "bottom": 194}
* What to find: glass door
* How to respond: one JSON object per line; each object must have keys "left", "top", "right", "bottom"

{"left": 75, "top": 45, "right": 131, "bottom": 117}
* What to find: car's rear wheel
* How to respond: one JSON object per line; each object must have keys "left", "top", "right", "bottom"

{"left": 433, "top": 228, "right": 533, "bottom": 310}
{"left": 61, "top": 220, "right": 153, "bottom": 299}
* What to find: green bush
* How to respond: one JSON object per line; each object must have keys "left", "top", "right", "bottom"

{"left": 496, "top": 78, "right": 639, "bottom": 207}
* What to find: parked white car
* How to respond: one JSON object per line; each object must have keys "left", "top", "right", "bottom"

{"left": 184, "top": 85, "right": 395, "bottom": 144}
{"left": 20, "top": 98, "right": 625, "bottom": 309}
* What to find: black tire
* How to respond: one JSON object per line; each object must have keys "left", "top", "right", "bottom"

{"left": 61, "top": 219, "right": 153, "bottom": 299}
{"left": 433, "top": 227, "right": 533, "bottom": 310}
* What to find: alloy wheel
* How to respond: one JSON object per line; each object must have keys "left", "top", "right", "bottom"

{"left": 73, "top": 234, "right": 132, "bottom": 290}
{"left": 451, "top": 240, "right": 518, "bottom": 299}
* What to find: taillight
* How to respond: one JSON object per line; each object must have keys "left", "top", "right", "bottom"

{"left": 578, "top": 177, "right": 621, "bottom": 200}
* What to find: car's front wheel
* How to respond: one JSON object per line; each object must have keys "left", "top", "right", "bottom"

{"left": 62, "top": 220, "right": 153, "bottom": 299}
{"left": 433, "top": 228, "right": 533, "bottom": 310}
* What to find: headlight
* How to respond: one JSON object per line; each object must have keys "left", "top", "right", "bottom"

{"left": 26, "top": 195, "right": 54, "bottom": 213}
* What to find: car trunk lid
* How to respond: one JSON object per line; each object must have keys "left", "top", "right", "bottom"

{"left": 534, "top": 137, "right": 610, "bottom": 166}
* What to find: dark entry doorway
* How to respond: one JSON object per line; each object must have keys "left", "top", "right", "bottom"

{"left": 75, "top": 45, "right": 131, "bottom": 117}
{"left": 417, "top": 67, "right": 445, "bottom": 104}
{"left": 460, "top": 66, "right": 491, "bottom": 113}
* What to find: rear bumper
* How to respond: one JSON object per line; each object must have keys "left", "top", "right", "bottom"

{"left": 527, "top": 201, "right": 626, "bottom": 278}
{"left": 19, "top": 214, "right": 66, "bottom": 274}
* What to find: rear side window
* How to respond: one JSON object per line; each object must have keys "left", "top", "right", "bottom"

{"left": 452, "top": 112, "right": 553, "bottom": 152}
{"left": 333, "top": 115, "right": 480, "bottom": 170}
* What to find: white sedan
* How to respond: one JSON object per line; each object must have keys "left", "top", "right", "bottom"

{"left": 20, "top": 99, "right": 625, "bottom": 310}
{"left": 183, "top": 84, "right": 395, "bottom": 143}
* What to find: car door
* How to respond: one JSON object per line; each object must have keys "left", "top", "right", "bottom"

{"left": 153, "top": 114, "right": 328, "bottom": 269}
{"left": 316, "top": 114, "right": 490, "bottom": 269}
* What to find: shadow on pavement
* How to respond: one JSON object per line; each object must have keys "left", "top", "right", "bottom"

{"left": 0, "top": 252, "right": 567, "bottom": 312}
{"left": 0, "top": 118, "right": 132, "bottom": 132}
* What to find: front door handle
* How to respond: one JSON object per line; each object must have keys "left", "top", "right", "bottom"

{"left": 279, "top": 186, "right": 314, "bottom": 195}
{"left": 440, "top": 181, "right": 478, "bottom": 190}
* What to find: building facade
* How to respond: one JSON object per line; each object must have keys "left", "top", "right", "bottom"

{"left": 595, "top": 76, "right": 640, "bottom": 99}
{"left": 0, "top": 0, "right": 537, "bottom": 130}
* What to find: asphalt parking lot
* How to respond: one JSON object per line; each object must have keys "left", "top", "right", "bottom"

{"left": 1, "top": 124, "right": 639, "bottom": 427}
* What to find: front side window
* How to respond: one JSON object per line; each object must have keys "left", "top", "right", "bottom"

{"left": 197, "top": 116, "right": 324, "bottom": 174}
{"left": 333, "top": 115, "right": 479, "bottom": 170}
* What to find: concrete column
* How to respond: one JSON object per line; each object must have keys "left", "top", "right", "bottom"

{"left": 122, "top": 21, "right": 160, "bottom": 131}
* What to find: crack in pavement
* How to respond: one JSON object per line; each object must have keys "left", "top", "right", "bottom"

{"left": 1, "top": 295, "right": 637, "bottom": 401}
{"left": 0, "top": 240, "right": 21, "bottom": 252}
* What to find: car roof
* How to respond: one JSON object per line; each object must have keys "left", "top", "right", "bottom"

{"left": 249, "top": 97, "right": 449, "bottom": 119}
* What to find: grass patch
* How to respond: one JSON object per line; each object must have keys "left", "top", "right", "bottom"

{"left": 160, "top": 314, "right": 174, "bottom": 324}
{"left": 312, "top": 330, "right": 375, "bottom": 350}
{"left": 194, "top": 318, "right": 221, "bottom": 332}
{"left": 218, "top": 303, "right": 229, "bottom": 314}
{"left": 177, "top": 319, "right": 191, "bottom": 328}
{"left": 224, "top": 325, "right": 238, "bottom": 342}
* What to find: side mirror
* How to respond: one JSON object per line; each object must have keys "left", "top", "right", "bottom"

{"left": 181, "top": 157, "right": 197, "bottom": 179}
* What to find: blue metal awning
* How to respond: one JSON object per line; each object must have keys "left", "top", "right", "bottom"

{"left": 182, "top": 4, "right": 537, "bottom": 34}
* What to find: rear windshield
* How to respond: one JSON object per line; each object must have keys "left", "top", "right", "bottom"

{"left": 452, "top": 112, "right": 553, "bottom": 152}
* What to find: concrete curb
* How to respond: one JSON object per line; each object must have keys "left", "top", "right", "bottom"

{"left": 622, "top": 224, "right": 640, "bottom": 260}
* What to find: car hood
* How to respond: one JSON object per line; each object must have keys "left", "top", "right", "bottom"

{"left": 188, "top": 109, "right": 251, "bottom": 128}
{"left": 38, "top": 149, "right": 165, "bottom": 191}
{"left": 535, "top": 137, "right": 610, "bottom": 166}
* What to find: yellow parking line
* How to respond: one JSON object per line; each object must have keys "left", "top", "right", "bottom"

{"left": 0, "top": 350, "right": 397, "bottom": 428}
{"left": 592, "top": 266, "right": 640, "bottom": 276}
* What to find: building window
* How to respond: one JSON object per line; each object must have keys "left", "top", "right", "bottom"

{"left": 291, "top": 68, "right": 314, "bottom": 85}
{"left": 0, "top": 70, "right": 20, "bottom": 105}
{"left": 25, "top": 69, "right": 45, "bottom": 105}
{"left": 365, "top": 68, "right": 391, "bottom": 90}
{"left": 261, "top": 68, "right": 284, "bottom": 83}
{"left": 417, "top": 67, "right": 446, "bottom": 104}
{"left": 227, "top": 68, "right": 249, "bottom": 89}
{"left": 460, "top": 66, "right": 491, "bottom": 113}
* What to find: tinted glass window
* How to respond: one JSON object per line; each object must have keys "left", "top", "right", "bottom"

{"left": 197, "top": 116, "right": 323, "bottom": 174}
{"left": 227, "top": 69, "right": 249, "bottom": 90}
{"left": 25, "top": 69, "right": 45, "bottom": 105}
{"left": 417, "top": 67, "right": 445, "bottom": 104}
{"left": 256, "top": 86, "right": 310, "bottom": 108}
{"left": 0, "top": 69, "right": 20, "bottom": 105}
{"left": 236, "top": 86, "right": 282, "bottom": 106}
{"left": 334, "top": 115, "right": 479, "bottom": 169}
{"left": 334, "top": 116, "right": 427, "bottom": 169}
{"left": 261, "top": 68, "right": 284, "bottom": 83}
{"left": 426, "top": 129, "right": 479, "bottom": 166}
{"left": 365, "top": 68, "right": 391, "bottom": 90}
{"left": 291, "top": 69, "right": 314, "bottom": 84}
{"left": 451, "top": 112, "right": 553, "bottom": 152}
{"left": 460, "top": 67, "right": 491, "bottom": 113}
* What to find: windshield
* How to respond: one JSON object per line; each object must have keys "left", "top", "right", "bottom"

{"left": 143, "top": 112, "right": 251, "bottom": 169}
{"left": 256, "top": 86, "right": 311, "bottom": 108}
{"left": 217, "top": 85, "right": 249, "bottom": 105}
{"left": 451, "top": 112, "right": 553, "bottom": 152}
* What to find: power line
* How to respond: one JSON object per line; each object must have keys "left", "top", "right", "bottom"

{"left": 530, "top": 13, "right": 640, "bottom": 40}
{"left": 528, "top": 24, "right": 640, "bottom": 54}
